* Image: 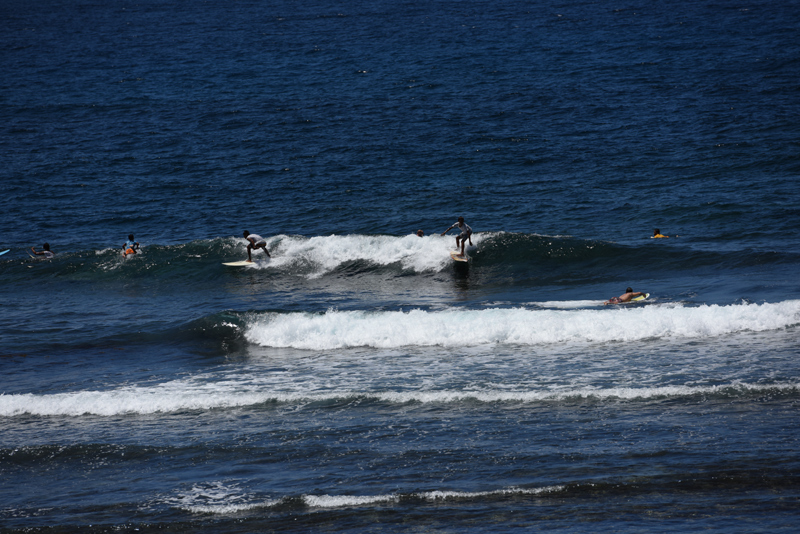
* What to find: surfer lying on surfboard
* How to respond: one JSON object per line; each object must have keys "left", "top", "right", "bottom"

{"left": 605, "top": 287, "right": 647, "bottom": 305}
{"left": 243, "top": 230, "right": 271, "bottom": 262}
{"left": 652, "top": 228, "right": 679, "bottom": 238}
{"left": 123, "top": 234, "right": 140, "bottom": 256}
{"left": 441, "top": 216, "right": 472, "bottom": 257}
{"left": 31, "top": 243, "right": 55, "bottom": 258}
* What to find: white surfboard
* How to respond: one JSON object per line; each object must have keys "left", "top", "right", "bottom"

{"left": 223, "top": 259, "right": 271, "bottom": 267}
{"left": 450, "top": 251, "right": 469, "bottom": 263}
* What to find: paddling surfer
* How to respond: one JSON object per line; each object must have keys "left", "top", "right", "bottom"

{"left": 605, "top": 287, "right": 646, "bottom": 305}
{"left": 243, "top": 231, "right": 271, "bottom": 262}
{"left": 441, "top": 217, "right": 472, "bottom": 257}
{"left": 123, "top": 234, "right": 140, "bottom": 256}
{"left": 31, "top": 243, "right": 55, "bottom": 259}
{"left": 652, "top": 228, "right": 678, "bottom": 238}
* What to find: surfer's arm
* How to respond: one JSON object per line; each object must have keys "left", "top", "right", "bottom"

{"left": 441, "top": 224, "right": 455, "bottom": 236}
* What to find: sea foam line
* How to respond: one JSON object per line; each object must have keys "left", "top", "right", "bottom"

{"left": 171, "top": 484, "right": 563, "bottom": 514}
{"left": 1, "top": 382, "right": 797, "bottom": 417}
{"left": 245, "top": 300, "right": 800, "bottom": 350}
{"left": 303, "top": 485, "right": 563, "bottom": 509}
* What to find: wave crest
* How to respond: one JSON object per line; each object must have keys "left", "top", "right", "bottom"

{"left": 245, "top": 300, "right": 800, "bottom": 350}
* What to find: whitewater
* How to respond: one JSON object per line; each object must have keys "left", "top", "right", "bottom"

{"left": 244, "top": 300, "right": 800, "bottom": 349}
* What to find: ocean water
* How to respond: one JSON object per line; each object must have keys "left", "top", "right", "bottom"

{"left": 2, "top": 0, "right": 800, "bottom": 532}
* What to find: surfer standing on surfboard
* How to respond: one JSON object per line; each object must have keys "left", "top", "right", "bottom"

{"left": 243, "top": 231, "right": 271, "bottom": 262}
{"left": 441, "top": 217, "right": 473, "bottom": 257}
{"left": 605, "top": 287, "right": 646, "bottom": 305}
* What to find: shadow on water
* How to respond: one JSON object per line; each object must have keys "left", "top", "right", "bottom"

{"left": 452, "top": 259, "right": 471, "bottom": 292}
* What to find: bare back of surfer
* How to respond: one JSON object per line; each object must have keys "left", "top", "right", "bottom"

{"left": 605, "top": 287, "right": 646, "bottom": 305}
{"left": 243, "top": 231, "right": 271, "bottom": 262}
{"left": 441, "top": 217, "right": 472, "bottom": 257}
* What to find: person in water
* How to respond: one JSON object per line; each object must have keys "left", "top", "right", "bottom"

{"left": 416, "top": 229, "right": 424, "bottom": 237}
{"left": 123, "top": 234, "right": 140, "bottom": 255}
{"left": 652, "top": 229, "right": 668, "bottom": 238}
{"left": 441, "top": 216, "right": 473, "bottom": 257}
{"left": 605, "top": 287, "right": 647, "bottom": 305}
{"left": 31, "top": 243, "right": 55, "bottom": 258}
{"left": 243, "top": 230, "right": 271, "bottom": 262}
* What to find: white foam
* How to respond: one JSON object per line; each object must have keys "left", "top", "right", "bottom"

{"left": 303, "top": 494, "right": 399, "bottom": 508}
{"left": 1, "top": 381, "right": 797, "bottom": 417}
{"left": 165, "top": 481, "right": 276, "bottom": 515}
{"left": 371, "top": 382, "right": 800, "bottom": 403}
{"left": 529, "top": 300, "right": 605, "bottom": 309}
{"left": 253, "top": 233, "right": 484, "bottom": 276}
{"left": 301, "top": 485, "right": 563, "bottom": 509}
{"left": 245, "top": 300, "right": 800, "bottom": 350}
{"left": 420, "top": 485, "right": 564, "bottom": 500}
{"left": 166, "top": 484, "right": 564, "bottom": 514}
{"left": 0, "top": 381, "right": 285, "bottom": 417}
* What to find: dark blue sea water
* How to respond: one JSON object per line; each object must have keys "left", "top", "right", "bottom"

{"left": 2, "top": 0, "right": 800, "bottom": 531}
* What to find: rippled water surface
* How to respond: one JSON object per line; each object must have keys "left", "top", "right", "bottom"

{"left": 2, "top": 0, "right": 800, "bottom": 532}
